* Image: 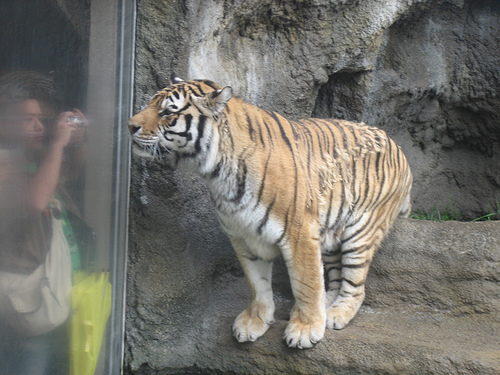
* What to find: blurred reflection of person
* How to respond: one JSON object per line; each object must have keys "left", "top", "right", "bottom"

{"left": 0, "top": 71, "right": 89, "bottom": 375}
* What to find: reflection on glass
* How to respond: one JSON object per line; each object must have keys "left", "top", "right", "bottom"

{"left": 0, "top": 71, "right": 97, "bottom": 374}
{"left": 0, "top": 1, "right": 132, "bottom": 374}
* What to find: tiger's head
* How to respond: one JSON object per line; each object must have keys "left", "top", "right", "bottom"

{"left": 129, "top": 73, "right": 232, "bottom": 163}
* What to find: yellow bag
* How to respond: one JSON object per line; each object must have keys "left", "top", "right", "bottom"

{"left": 70, "top": 271, "right": 112, "bottom": 375}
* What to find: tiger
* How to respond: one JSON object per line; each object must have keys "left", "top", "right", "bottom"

{"left": 129, "top": 73, "right": 413, "bottom": 349}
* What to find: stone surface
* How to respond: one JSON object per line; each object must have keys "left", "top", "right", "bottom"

{"left": 125, "top": 219, "right": 500, "bottom": 374}
{"left": 127, "top": 0, "right": 500, "bottom": 373}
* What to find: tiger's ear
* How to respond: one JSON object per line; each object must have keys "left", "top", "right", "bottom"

{"left": 192, "top": 86, "right": 233, "bottom": 119}
{"left": 169, "top": 72, "right": 184, "bottom": 85}
{"left": 208, "top": 86, "right": 233, "bottom": 117}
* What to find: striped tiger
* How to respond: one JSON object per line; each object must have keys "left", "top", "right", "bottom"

{"left": 129, "top": 73, "right": 413, "bottom": 349}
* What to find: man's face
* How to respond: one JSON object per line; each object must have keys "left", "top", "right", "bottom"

{"left": 1, "top": 99, "right": 46, "bottom": 150}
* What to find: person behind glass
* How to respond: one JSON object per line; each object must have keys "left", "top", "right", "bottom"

{"left": 0, "top": 71, "right": 87, "bottom": 375}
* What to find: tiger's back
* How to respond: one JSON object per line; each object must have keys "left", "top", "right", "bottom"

{"left": 210, "top": 97, "right": 412, "bottom": 254}
{"left": 129, "top": 75, "right": 413, "bottom": 349}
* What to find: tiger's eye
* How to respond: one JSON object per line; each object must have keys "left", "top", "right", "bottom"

{"left": 160, "top": 109, "right": 173, "bottom": 117}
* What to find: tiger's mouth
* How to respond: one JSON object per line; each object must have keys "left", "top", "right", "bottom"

{"left": 131, "top": 137, "right": 170, "bottom": 160}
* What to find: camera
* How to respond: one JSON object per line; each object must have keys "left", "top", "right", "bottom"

{"left": 67, "top": 116, "right": 84, "bottom": 126}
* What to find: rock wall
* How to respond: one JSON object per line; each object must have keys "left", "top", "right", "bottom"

{"left": 133, "top": 0, "right": 500, "bottom": 218}
{"left": 313, "top": 0, "right": 500, "bottom": 219}
{"left": 127, "top": 0, "right": 500, "bottom": 373}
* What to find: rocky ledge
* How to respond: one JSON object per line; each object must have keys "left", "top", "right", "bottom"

{"left": 125, "top": 219, "right": 500, "bottom": 374}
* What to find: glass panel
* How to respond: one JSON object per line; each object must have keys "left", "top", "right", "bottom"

{"left": 0, "top": 1, "right": 133, "bottom": 374}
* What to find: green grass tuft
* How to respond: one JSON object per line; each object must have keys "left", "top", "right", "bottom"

{"left": 471, "top": 196, "right": 500, "bottom": 222}
{"left": 410, "top": 206, "right": 462, "bottom": 221}
{"left": 411, "top": 196, "right": 499, "bottom": 222}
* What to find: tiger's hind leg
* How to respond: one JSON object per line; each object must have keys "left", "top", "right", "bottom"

{"left": 322, "top": 247, "right": 342, "bottom": 308}
{"left": 325, "top": 223, "right": 383, "bottom": 330}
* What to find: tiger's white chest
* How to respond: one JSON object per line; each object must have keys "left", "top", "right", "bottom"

{"left": 205, "top": 160, "right": 284, "bottom": 260}
{"left": 215, "top": 202, "right": 282, "bottom": 261}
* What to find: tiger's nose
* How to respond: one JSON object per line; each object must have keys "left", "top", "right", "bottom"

{"left": 129, "top": 123, "right": 141, "bottom": 135}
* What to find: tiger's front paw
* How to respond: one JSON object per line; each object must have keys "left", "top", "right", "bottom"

{"left": 232, "top": 304, "right": 274, "bottom": 343}
{"left": 284, "top": 315, "right": 325, "bottom": 349}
